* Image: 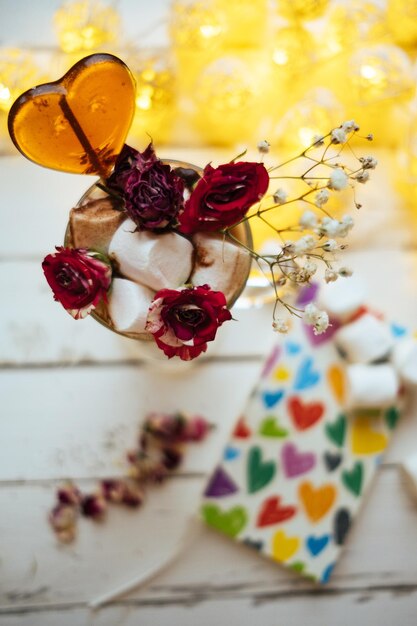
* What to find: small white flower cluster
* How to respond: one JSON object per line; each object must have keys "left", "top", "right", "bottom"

{"left": 303, "top": 303, "right": 329, "bottom": 335}
{"left": 273, "top": 187, "right": 288, "bottom": 204}
{"left": 272, "top": 318, "right": 289, "bottom": 333}
{"left": 318, "top": 214, "right": 354, "bottom": 238}
{"left": 257, "top": 139, "right": 270, "bottom": 154}
{"left": 328, "top": 168, "right": 349, "bottom": 191}
{"left": 324, "top": 266, "right": 353, "bottom": 283}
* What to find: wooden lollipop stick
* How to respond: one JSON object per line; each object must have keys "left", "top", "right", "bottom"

{"left": 59, "top": 97, "right": 108, "bottom": 179}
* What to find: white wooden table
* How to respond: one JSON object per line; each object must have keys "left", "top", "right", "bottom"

{"left": 1, "top": 149, "right": 417, "bottom": 626}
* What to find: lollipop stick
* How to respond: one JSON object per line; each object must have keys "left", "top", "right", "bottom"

{"left": 59, "top": 97, "right": 107, "bottom": 179}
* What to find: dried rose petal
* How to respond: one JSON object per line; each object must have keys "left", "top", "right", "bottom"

{"left": 57, "top": 481, "right": 82, "bottom": 506}
{"left": 161, "top": 447, "right": 183, "bottom": 470}
{"left": 122, "top": 482, "right": 145, "bottom": 508}
{"left": 101, "top": 479, "right": 126, "bottom": 503}
{"left": 144, "top": 412, "right": 185, "bottom": 442}
{"left": 81, "top": 494, "right": 107, "bottom": 520}
{"left": 183, "top": 416, "right": 210, "bottom": 442}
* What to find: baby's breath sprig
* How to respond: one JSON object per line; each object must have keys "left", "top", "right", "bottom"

{"left": 224, "top": 121, "right": 376, "bottom": 335}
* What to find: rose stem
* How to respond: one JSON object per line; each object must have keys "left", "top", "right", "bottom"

{"left": 59, "top": 97, "right": 107, "bottom": 180}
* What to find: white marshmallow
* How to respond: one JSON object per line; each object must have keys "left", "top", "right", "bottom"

{"left": 317, "top": 276, "right": 365, "bottom": 321}
{"left": 335, "top": 313, "right": 394, "bottom": 363}
{"left": 108, "top": 278, "right": 154, "bottom": 335}
{"left": 391, "top": 338, "right": 417, "bottom": 386}
{"left": 401, "top": 453, "right": 417, "bottom": 504}
{"left": 345, "top": 363, "right": 399, "bottom": 409}
{"left": 109, "top": 219, "right": 193, "bottom": 291}
{"left": 191, "top": 233, "right": 251, "bottom": 304}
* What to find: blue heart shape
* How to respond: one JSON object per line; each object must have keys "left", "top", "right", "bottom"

{"left": 224, "top": 446, "right": 241, "bottom": 461}
{"left": 294, "top": 357, "right": 320, "bottom": 390}
{"left": 306, "top": 534, "right": 330, "bottom": 557}
{"left": 286, "top": 341, "right": 301, "bottom": 355}
{"left": 262, "top": 389, "right": 285, "bottom": 408}
{"left": 321, "top": 562, "right": 335, "bottom": 584}
{"left": 391, "top": 323, "right": 407, "bottom": 337}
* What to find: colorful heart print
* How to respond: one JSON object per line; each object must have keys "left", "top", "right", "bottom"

{"left": 204, "top": 467, "right": 238, "bottom": 497}
{"left": 262, "top": 389, "right": 285, "bottom": 409}
{"left": 351, "top": 416, "right": 388, "bottom": 455}
{"left": 325, "top": 414, "right": 347, "bottom": 448}
{"left": 306, "top": 534, "right": 330, "bottom": 556}
{"left": 259, "top": 416, "right": 289, "bottom": 438}
{"left": 8, "top": 53, "right": 136, "bottom": 177}
{"left": 323, "top": 451, "right": 342, "bottom": 472}
{"left": 272, "top": 530, "right": 300, "bottom": 562}
{"left": 294, "top": 357, "right": 321, "bottom": 390}
{"left": 342, "top": 461, "right": 364, "bottom": 496}
{"left": 282, "top": 443, "right": 316, "bottom": 478}
{"left": 327, "top": 364, "right": 346, "bottom": 405}
{"left": 298, "top": 481, "right": 337, "bottom": 522}
{"left": 202, "top": 504, "right": 248, "bottom": 538}
{"left": 288, "top": 397, "right": 324, "bottom": 430}
{"left": 256, "top": 496, "right": 297, "bottom": 527}
{"left": 247, "top": 446, "right": 276, "bottom": 494}
{"left": 233, "top": 417, "right": 252, "bottom": 439}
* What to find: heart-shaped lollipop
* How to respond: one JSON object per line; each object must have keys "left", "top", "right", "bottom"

{"left": 8, "top": 53, "right": 136, "bottom": 178}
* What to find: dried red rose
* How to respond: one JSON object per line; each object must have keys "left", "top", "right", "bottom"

{"left": 178, "top": 160, "right": 269, "bottom": 234}
{"left": 107, "top": 143, "right": 185, "bottom": 231}
{"left": 146, "top": 284, "right": 232, "bottom": 360}
{"left": 42, "top": 247, "right": 111, "bottom": 319}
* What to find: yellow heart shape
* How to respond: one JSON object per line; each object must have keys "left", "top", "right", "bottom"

{"left": 273, "top": 365, "right": 290, "bottom": 382}
{"left": 272, "top": 530, "right": 300, "bottom": 562}
{"left": 351, "top": 416, "right": 388, "bottom": 455}
{"left": 327, "top": 364, "right": 345, "bottom": 405}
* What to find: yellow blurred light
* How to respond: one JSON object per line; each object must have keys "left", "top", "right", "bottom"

{"left": 273, "top": 49, "right": 289, "bottom": 66}
{"left": 0, "top": 48, "right": 40, "bottom": 114}
{"left": 199, "top": 24, "right": 222, "bottom": 38}
{"left": 277, "top": 0, "right": 329, "bottom": 22}
{"left": 360, "top": 64, "right": 379, "bottom": 81}
{"left": 54, "top": 0, "right": 121, "bottom": 53}
{"left": 0, "top": 84, "right": 11, "bottom": 105}
{"left": 170, "top": 1, "right": 223, "bottom": 51}
{"left": 298, "top": 127, "right": 316, "bottom": 148}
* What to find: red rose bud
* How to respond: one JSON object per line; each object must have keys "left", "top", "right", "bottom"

{"left": 146, "top": 284, "right": 232, "bottom": 360}
{"left": 42, "top": 247, "right": 111, "bottom": 319}
{"left": 144, "top": 412, "right": 185, "bottom": 442}
{"left": 81, "top": 494, "right": 107, "bottom": 520}
{"left": 57, "top": 481, "right": 82, "bottom": 506}
{"left": 183, "top": 415, "right": 210, "bottom": 442}
{"left": 178, "top": 160, "right": 269, "bottom": 234}
{"left": 107, "top": 143, "right": 185, "bottom": 231}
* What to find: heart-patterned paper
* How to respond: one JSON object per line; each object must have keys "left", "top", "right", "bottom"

{"left": 8, "top": 53, "right": 136, "bottom": 177}
{"left": 201, "top": 284, "right": 405, "bottom": 584}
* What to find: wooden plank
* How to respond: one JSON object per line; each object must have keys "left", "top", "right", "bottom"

{"left": 0, "top": 468, "right": 416, "bottom": 612}
{"left": 2, "top": 250, "right": 417, "bottom": 365}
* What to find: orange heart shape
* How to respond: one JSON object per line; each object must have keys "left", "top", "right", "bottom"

{"left": 298, "top": 481, "right": 336, "bottom": 523}
{"left": 8, "top": 53, "right": 136, "bottom": 177}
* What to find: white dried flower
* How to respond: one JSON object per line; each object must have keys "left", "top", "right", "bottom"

{"left": 273, "top": 318, "right": 289, "bottom": 333}
{"left": 294, "top": 234, "right": 316, "bottom": 254}
{"left": 328, "top": 168, "right": 349, "bottom": 191}
{"left": 325, "top": 268, "right": 339, "bottom": 283}
{"left": 355, "top": 170, "right": 370, "bottom": 184}
{"left": 360, "top": 156, "right": 378, "bottom": 169}
{"left": 303, "top": 303, "right": 329, "bottom": 335}
{"left": 273, "top": 188, "right": 288, "bottom": 204}
{"left": 299, "top": 210, "right": 317, "bottom": 229}
{"left": 320, "top": 217, "right": 341, "bottom": 237}
{"left": 341, "top": 120, "right": 359, "bottom": 133}
{"left": 303, "top": 260, "right": 317, "bottom": 277}
{"left": 312, "top": 134, "right": 324, "bottom": 146}
{"left": 331, "top": 128, "right": 347, "bottom": 144}
{"left": 257, "top": 139, "right": 270, "bottom": 154}
{"left": 338, "top": 214, "right": 354, "bottom": 237}
{"left": 282, "top": 240, "right": 296, "bottom": 255}
{"left": 314, "top": 188, "right": 330, "bottom": 207}
{"left": 322, "top": 239, "right": 339, "bottom": 251}
{"left": 339, "top": 266, "right": 353, "bottom": 277}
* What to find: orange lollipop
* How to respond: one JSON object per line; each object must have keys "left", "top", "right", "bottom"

{"left": 8, "top": 53, "right": 136, "bottom": 178}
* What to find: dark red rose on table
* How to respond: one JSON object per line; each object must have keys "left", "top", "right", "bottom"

{"left": 107, "top": 143, "right": 185, "bottom": 231}
{"left": 42, "top": 247, "right": 111, "bottom": 319}
{"left": 146, "top": 284, "right": 232, "bottom": 360}
{"left": 178, "top": 160, "right": 269, "bottom": 234}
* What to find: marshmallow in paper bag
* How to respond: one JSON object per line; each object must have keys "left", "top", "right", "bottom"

{"left": 317, "top": 276, "right": 366, "bottom": 321}
{"left": 345, "top": 363, "right": 400, "bottom": 409}
{"left": 335, "top": 313, "right": 394, "bottom": 363}
{"left": 392, "top": 338, "right": 417, "bottom": 386}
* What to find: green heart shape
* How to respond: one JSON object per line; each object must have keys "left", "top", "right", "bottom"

{"left": 385, "top": 406, "right": 400, "bottom": 430}
{"left": 342, "top": 461, "right": 364, "bottom": 496}
{"left": 247, "top": 446, "right": 276, "bottom": 494}
{"left": 259, "top": 416, "right": 289, "bottom": 438}
{"left": 325, "top": 414, "right": 346, "bottom": 448}
{"left": 201, "top": 504, "right": 248, "bottom": 537}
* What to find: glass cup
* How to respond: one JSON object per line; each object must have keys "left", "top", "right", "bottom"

{"left": 65, "top": 159, "right": 253, "bottom": 368}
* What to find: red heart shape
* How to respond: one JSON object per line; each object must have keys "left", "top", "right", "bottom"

{"left": 257, "top": 496, "right": 296, "bottom": 527}
{"left": 288, "top": 397, "right": 324, "bottom": 430}
{"left": 233, "top": 417, "right": 251, "bottom": 439}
